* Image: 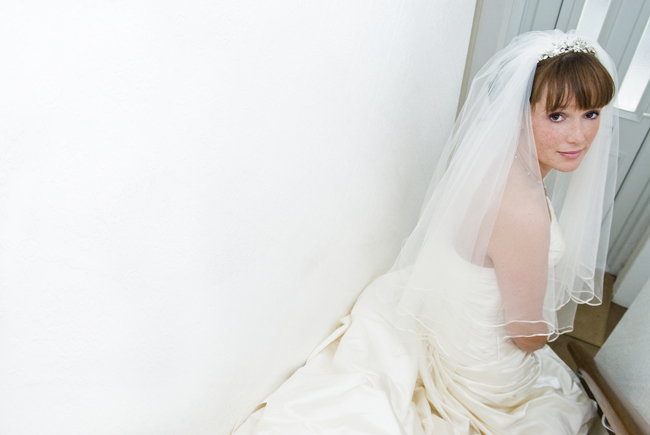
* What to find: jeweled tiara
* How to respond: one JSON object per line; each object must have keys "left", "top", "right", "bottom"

{"left": 538, "top": 37, "right": 596, "bottom": 62}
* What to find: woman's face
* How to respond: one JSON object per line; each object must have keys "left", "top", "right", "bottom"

{"left": 531, "top": 92, "right": 602, "bottom": 178}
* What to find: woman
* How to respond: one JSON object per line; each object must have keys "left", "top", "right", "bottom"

{"left": 232, "top": 30, "right": 618, "bottom": 435}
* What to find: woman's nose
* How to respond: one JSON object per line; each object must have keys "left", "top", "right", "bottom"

{"left": 567, "top": 122, "right": 586, "bottom": 144}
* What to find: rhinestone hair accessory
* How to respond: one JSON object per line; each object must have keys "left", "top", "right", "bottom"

{"left": 538, "top": 37, "right": 596, "bottom": 62}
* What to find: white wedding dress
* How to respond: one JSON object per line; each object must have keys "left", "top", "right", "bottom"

{"left": 233, "top": 202, "right": 596, "bottom": 435}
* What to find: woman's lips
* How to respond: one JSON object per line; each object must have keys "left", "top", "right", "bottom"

{"left": 558, "top": 150, "right": 582, "bottom": 159}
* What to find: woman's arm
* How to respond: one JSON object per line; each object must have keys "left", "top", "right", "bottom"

{"left": 487, "top": 194, "right": 550, "bottom": 352}
{"left": 511, "top": 335, "right": 548, "bottom": 352}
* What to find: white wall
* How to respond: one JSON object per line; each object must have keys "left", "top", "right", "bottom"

{"left": 0, "top": 1, "right": 476, "bottom": 434}
{"left": 597, "top": 277, "right": 650, "bottom": 422}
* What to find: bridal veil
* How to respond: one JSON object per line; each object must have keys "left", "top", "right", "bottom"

{"left": 380, "top": 29, "right": 619, "bottom": 370}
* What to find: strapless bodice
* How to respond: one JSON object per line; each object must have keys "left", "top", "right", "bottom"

{"left": 431, "top": 200, "right": 565, "bottom": 367}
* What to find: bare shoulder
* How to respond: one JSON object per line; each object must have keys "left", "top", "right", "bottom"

{"left": 496, "top": 195, "right": 548, "bottom": 234}
{"left": 489, "top": 193, "right": 550, "bottom": 256}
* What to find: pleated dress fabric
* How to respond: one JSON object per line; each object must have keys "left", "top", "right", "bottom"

{"left": 233, "top": 202, "right": 596, "bottom": 435}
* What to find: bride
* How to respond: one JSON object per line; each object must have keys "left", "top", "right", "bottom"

{"left": 232, "top": 30, "right": 618, "bottom": 435}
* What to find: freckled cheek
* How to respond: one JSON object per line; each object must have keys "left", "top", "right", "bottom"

{"left": 538, "top": 132, "right": 559, "bottom": 155}
{"left": 583, "top": 126, "right": 600, "bottom": 152}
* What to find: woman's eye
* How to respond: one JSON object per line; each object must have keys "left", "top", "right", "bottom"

{"left": 549, "top": 113, "right": 563, "bottom": 122}
{"left": 585, "top": 111, "right": 600, "bottom": 119}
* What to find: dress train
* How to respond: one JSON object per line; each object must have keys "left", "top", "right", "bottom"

{"left": 233, "top": 204, "right": 596, "bottom": 435}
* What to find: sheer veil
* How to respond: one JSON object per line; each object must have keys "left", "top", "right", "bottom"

{"left": 378, "top": 30, "right": 619, "bottom": 369}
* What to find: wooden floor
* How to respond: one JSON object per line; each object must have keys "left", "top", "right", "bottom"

{"left": 548, "top": 273, "right": 627, "bottom": 370}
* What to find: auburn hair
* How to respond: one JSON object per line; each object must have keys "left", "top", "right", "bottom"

{"left": 530, "top": 52, "right": 615, "bottom": 111}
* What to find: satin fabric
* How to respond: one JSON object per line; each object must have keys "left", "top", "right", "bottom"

{"left": 233, "top": 202, "right": 596, "bottom": 434}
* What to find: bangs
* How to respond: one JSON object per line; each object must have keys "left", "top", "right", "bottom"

{"left": 531, "top": 52, "right": 615, "bottom": 111}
